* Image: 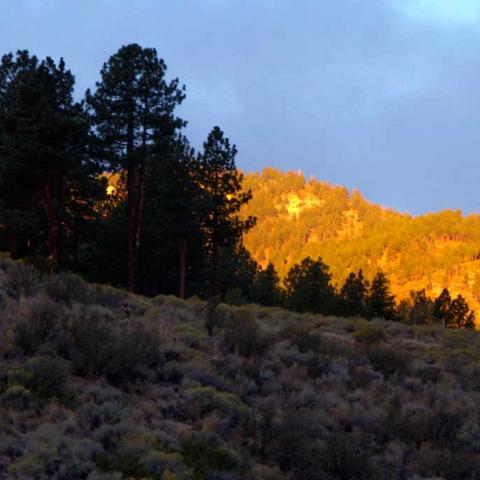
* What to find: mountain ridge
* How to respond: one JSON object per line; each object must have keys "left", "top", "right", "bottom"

{"left": 240, "top": 167, "right": 480, "bottom": 318}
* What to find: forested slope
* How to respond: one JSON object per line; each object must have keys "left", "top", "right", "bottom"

{"left": 241, "top": 168, "right": 480, "bottom": 316}
{"left": 3, "top": 259, "right": 480, "bottom": 479}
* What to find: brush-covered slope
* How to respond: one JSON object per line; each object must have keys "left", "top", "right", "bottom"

{"left": 3, "top": 259, "right": 480, "bottom": 479}
{"left": 242, "top": 168, "right": 480, "bottom": 314}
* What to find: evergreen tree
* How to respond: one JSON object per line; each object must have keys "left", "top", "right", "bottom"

{"left": 87, "top": 43, "right": 185, "bottom": 292}
{"left": 340, "top": 269, "right": 368, "bottom": 317}
{"left": 0, "top": 50, "right": 100, "bottom": 271}
{"left": 408, "top": 289, "right": 433, "bottom": 325}
{"left": 433, "top": 288, "right": 451, "bottom": 327}
{"left": 141, "top": 135, "right": 204, "bottom": 297}
{"left": 253, "top": 262, "right": 283, "bottom": 307}
{"left": 367, "top": 271, "right": 396, "bottom": 320}
{"left": 284, "top": 257, "right": 336, "bottom": 314}
{"left": 198, "top": 126, "right": 255, "bottom": 297}
{"left": 448, "top": 294, "right": 475, "bottom": 329}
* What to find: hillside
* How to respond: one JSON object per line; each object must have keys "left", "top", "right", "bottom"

{"left": 241, "top": 168, "right": 480, "bottom": 316}
{"left": 3, "top": 259, "right": 480, "bottom": 478}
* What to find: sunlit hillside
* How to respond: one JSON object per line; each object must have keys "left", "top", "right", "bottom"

{"left": 241, "top": 168, "right": 480, "bottom": 316}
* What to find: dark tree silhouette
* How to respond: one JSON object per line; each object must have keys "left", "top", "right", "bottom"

{"left": 87, "top": 43, "right": 185, "bottom": 292}
{"left": 340, "top": 269, "right": 369, "bottom": 317}
{"left": 0, "top": 50, "right": 98, "bottom": 271}
{"left": 284, "top": 257, "right": 336, "bottom": 314}
{"left": 198, "top": 126, "right": 255, "bottom": 298}
{"left": 367, "top": 271, "right": 396, "bottom": 320}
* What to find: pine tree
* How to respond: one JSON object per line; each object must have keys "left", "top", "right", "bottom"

{"left": 367, "top": 271, "right": 396, "bottom": 320}
{"left": 433, "top": 288, "right": 452, "bottom": 327}
{"left": 253, "top": 262, "right": 283, "bottom": 307}
{"left": 0, "top": 50, "right": 99, "bottom": 271}
{"left": 448, "top": 294, "right": 475, "bottom": 329}
{"left": 87, "top": 44, "right": 185, "bottom": 292}
{"left": 284, "top": 257, "right": 336, "bottom": 314}
{"left": 340, "top": 269, "right": 368, "bottom": 317}
{"left": 141, "top": 134, "right": 203, "bottom": 297}
{"left": 408, "top": 289, "right": 433, "bottom": 325}
{"left": 198, "top": 126, "right": 255, "bottom": 297}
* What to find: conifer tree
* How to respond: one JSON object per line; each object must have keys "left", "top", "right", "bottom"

{"left": 198, "top": 126, "right": 255, "bottom": 297}
{"left": 433, "top": 288, "right": 451, "bottom": 327}
{"left": 448, "top": 294, "right": 475, "bottom": 329}
{"left": 87, "top": 44, "right": 185, "bottom": 292}
{"left": 408, "top": 289, "right": 433, "bottom": 325}
{"left": 284, "top": 257, "right": 336, "bottom": 314}
{"left": 340, "top": 269, "right": 368, "bottom": 317}
{"left": 0, "top": 50, "right": 99, "bottom": 271}
{"left": 141, "top": 134, "right": 203, "bottom": 297}
{"left": 253, "top": 262, "right": 283, "bottom": 307}
{"left": 367, "top": 271, "right": 396, "bottom": 320}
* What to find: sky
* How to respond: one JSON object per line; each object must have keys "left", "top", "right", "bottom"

{"left": 1, "top": 0, "right": 480, "bottom": 215}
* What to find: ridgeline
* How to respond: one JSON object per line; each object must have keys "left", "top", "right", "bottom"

{"left": 241, "top": 168, "right": 480, "bottom": 317}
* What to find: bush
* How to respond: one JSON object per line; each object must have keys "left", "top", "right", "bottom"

{"left": 0, "top": 263, "right": 42, "bottom": 300}
{"left": 23, "top": 356, "right": 70, "bottom": 401}
{"left": 0, "top": 385, "right": 32, "bottom": 410}
{"left": 14, "top": 296, "right": 61, "bottom": 355}
{"left": 224, "top": 309, "right": 265, "bottom": 357}
{"left": 181, "top": 434, "right": 240, "bottom": 480}
{"left": 353, "top": 324, "right": 386, "bottom": 344}
{"left": 367, "top": 346, "right": 410, "bottom": 377}
{"left": 45, "top": 272, "right": 91, "bottom": 305}
{"left": 100, "top": 322, "right": 163, "bottom": 384}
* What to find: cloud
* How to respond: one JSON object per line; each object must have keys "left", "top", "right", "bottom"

{"left": 392, "top": 0, "right": 480, "bottom": 27}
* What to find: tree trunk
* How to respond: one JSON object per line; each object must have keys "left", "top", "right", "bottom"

{"left": 39, "top": 177, "right": 58, "bottom": 273}
{"left": 8, "top": 233, "right": 19, "bottom": 260}
{"left": 127, "top": 155, "right": 138, "bottom": 292}
{"left": 178, "top": 236, "right": 186, "bottom": 298}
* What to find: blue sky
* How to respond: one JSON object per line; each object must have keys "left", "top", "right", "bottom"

{"left": 1, "top": 0, "right": 480, "bottom": 214}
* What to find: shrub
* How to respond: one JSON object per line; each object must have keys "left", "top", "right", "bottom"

{"left": 14, "top": 296, "right": 61, "bottom": 355}
{"left": 66, "top": 306, "right": 115, "bottom": 376}
{"left": 294, "top": 333, "right": 322, "bottom": 353}
{"left": 45, "top": 272, "right": 91, "bottom": 305}
{"left": 23, "top": 356, "right": 70, "bottom": 401}
{"left": 100, "top": 322, "right": 163, "bottom": 384}
{"left": 367, "top": 346, "right": 410, "bottom": 377}
{"left": 0, "top": 263, "right": 42, "bottom": 300}
{"left": 353, "top": 324, "right": 386, "bottom": 344}
{"left": 142, "top": 451, "right": 189, "bottom": 479}
{"left": 0, "top": 385, "right": 32, "bottom": 410}
{"left": 181, "top": 434, "right": 240, "bottom": 480}
{"left": 7, "top": 425, "right": 102, "bottom": 479}
{"left": 224, "top": 309, "right": 264, "bottom": 357}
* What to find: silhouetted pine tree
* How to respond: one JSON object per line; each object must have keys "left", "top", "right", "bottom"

{"left": 408, "top": 289, "right": 433, "bottom": 325}
{"left": 433, "top": 288, "right": 451, "bottom": 326}
{"left": 284, "top": 257, "right": 337, "bottom": 314}
{"left": 367, "top": 271, "right": 396, "bottom": 320}
{"left": 198, "top": 126, "right": 255, "bottom": 298}
{"left": 87, "top": 43, "right": 185, "bottom": 292}
{"left": 0, "top": 50, "right": 101, "bottom": 271}
{"left": 448, "top": 294, "right": 475, "bottom": 329}
{"left": 253, "top": 262, "right": 282, "bottom": 307}
{"left": 340, "top": 269, "right": 368, "bottom": 317}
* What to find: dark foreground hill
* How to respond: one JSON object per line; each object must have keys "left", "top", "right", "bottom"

{"left": 2, "top": 259, "right": 480, "bottom": 479}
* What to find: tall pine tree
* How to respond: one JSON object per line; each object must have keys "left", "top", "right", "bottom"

{"left": 198, "top": 126, "right": 255, "bottom": 297}
{"left": 87, "top": 44, "right": 185, "bottom": 291}
{"left": 367, "top": 271, "right": 396, "bottom": 320}
{"left": 0, "top": 50, "right": 99, "bottom": 271}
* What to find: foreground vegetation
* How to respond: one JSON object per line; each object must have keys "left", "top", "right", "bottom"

{"left": 3, "top": 258, "right": 480, "bottom": 479}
